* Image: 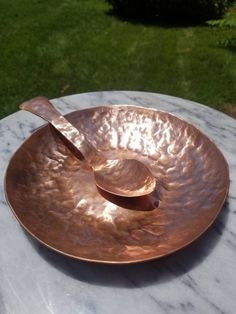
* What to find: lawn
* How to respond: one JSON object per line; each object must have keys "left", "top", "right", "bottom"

{"left": 0, "top": 0, "right": 236, "bottom": 119}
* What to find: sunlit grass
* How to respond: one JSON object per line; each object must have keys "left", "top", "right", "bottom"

{"left": 0, "top": 0, "right": 235, "bottom": 118}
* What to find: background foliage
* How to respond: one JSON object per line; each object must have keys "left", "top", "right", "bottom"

{"left": 107, "top": 0, "right": 233, "bottom": 22}
{"left": 0, "top": 0, "right": 235, "bottom": 119}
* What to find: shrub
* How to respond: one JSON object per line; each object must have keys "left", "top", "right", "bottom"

{"left": 207, "top": 12, "right": 236, "bottom": 50}
{"left": 107, "top": 0, "right": 233, "bottom": 22}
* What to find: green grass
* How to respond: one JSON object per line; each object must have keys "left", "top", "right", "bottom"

{"left": 0, "top": 0, "right": 236, "bottom": 119}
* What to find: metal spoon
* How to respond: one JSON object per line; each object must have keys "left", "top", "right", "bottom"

{"left": 20, "top": 97, "right": 156, "bottom": 197}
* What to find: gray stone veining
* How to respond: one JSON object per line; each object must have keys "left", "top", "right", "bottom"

{"left": 0, "top": 91, "right": 235, "bottom": 314}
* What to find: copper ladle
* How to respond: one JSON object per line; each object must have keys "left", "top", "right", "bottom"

{"left": 20, "top": 97, "right": 156, "bottom": 197}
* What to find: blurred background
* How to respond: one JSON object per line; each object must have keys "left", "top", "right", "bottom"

{"left": 0, "top": 0, "right": 235, "bottom": 119}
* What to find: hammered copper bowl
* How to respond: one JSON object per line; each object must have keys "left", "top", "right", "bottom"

{"left": 5, "top": 105, "right": 229, "bottom": 264}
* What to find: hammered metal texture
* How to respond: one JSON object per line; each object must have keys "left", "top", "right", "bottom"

{"left": 5, "top": 105, "right": 229, "bottom": 264}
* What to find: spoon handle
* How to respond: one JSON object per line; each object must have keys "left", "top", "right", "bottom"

{"left": 20, "top": 97, "right": 98, "bottom": 162}
{"left": 20, "top": 97, "right": 63, "bottom": 122}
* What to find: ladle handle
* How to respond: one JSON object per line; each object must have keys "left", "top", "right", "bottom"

{"left": 20, "top": 97, "right": 97, "bottom": 162}
{"left": 20, "top": 97, "right": 63, "bottom": 122}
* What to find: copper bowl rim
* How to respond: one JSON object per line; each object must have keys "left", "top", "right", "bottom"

{"left": 4, "top": 104, "right": 230, "bottom": 264}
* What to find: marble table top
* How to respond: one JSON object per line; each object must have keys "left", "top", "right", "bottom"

{"left": 0, "top": 91, "right": 235, "bottom": 314}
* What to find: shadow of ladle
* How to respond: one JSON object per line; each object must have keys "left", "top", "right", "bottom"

{"left": 97, "top": 186, "right": 159, "bottom": 211}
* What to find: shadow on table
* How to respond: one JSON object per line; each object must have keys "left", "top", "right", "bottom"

{"left": 0, "top": 290, "right": 7, "bottom": 314}
{"left": 26, "top": 200, "right": 229, "bottom": 288}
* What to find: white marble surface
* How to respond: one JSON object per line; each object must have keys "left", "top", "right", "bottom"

{"left": 0, "top": 91, "right": 235, "bottom": 314}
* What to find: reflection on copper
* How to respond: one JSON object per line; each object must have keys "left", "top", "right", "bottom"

{"left": 4, "top": 104, "right": 229, "bottom": 264}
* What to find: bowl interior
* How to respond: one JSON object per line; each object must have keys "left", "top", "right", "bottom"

{"left": 5, "top": 105, "right": 229, "bottom": 263}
